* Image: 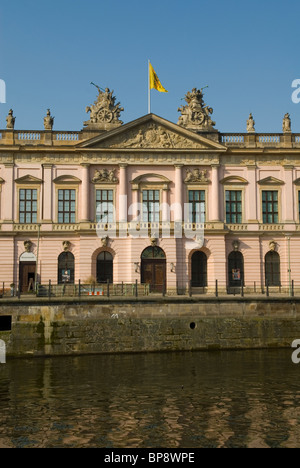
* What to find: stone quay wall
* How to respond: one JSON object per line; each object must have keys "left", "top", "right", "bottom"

{"left": 0, "top": 297, "right": 300, "bottom": 358}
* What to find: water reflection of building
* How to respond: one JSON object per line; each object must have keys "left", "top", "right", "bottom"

{"left": 1, "top": 351, "right": 300, "bottom": 447}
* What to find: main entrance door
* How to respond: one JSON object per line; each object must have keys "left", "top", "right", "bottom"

{"left": 141, "top": 247, "right": 166, "bottom": 293}
{"left": 19, "top": 262, "right": 36, "bottom": 293}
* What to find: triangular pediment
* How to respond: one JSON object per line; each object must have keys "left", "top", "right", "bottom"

{"left": 79, "top": 114, "right": 226, "bottom": 151}
{"left": 258, "top": 176, "right": 285, "bottom": 186}
{"left": 15, "top": 175, "right": 43, "bottom": 184}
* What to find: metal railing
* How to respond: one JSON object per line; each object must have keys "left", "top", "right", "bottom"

{"left": 36, "top": 281, "right": 151, "bottom": 298}
{"left": 0, "top": 280, "right": 299, "bottom": 299}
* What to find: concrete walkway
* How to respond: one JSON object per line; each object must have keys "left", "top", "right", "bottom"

{"left": 0, "top": 294, "right": 299, "bottom": 305}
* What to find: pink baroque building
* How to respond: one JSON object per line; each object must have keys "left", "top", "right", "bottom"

{"left": 0, "top": 90, "right": 299, "bottom": 294}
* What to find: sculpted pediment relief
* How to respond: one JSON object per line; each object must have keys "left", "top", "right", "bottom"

{"left": 100, "top": 122, "right": 207, "bottom": 149}
{"left": 80, "top": 114, "right": 226, "bottom": 151}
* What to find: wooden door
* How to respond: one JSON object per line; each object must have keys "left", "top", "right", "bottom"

{"left": 154, "top": 263, "right": 165, "bottom": 291}
{"left": 142, "top": 260, "right": 166, "bottom": 292}
{"left": 143, "top": 262, "right": 153, "bottom": 285}
{"left": 20, "top": 262, "right": 36, "bottom": 293}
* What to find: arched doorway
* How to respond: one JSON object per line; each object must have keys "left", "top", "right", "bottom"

{"left": 265, "top": 251, "right": 280, "bottom": 286}
{"left": 228, "top": 251, "right": 244, "bottom": 288}
{"left": 58, "top": 252, "right": 75, "bottom": 284}
{"left": 19, "top": 252, "right": 37, "bottom": 293}
{"left": 191, "top": 251, "right": 207, "bottom": 287}
{"left": 97, "top": 251, "right": 113, "bottom": 283}
{"left": 141, "top": 246, "right": 166, "bottom": 293}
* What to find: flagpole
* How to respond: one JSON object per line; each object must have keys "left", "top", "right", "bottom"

{"left": 148, "top": 60, "right": 151, "bottom": 114}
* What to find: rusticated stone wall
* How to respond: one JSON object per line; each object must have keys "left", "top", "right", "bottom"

{"left": 1, "top": 298, "right": 300, "bottom": 357}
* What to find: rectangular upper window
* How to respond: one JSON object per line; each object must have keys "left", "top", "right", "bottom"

{"left": 226, "top": 190, "right": 242, "bottom": 224}
{"left": 142, "top": 190, "right": 160, "bottom": 222}
{"left": 188, "top": 190, "right": 206, "bottom": 223}
{"left": 96, "top": 189, "right": 114, "bottom": 223}
{"left": 58, "top": 189, "right": 76, "bottom": 224}
{"left": 262, "top": 190, "right": 278, "bottom": 224}
{"left": 19, "top": 189, "right": 38, "bottom": 224}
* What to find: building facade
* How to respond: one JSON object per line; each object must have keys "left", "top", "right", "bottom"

{"left": 0, "top": 89, "right": 300, "bottom": 293}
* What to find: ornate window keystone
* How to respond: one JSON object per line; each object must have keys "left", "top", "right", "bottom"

{"left": 63, "top": 241, "right": 71, "bottom": 252}
{"left": 24, "top": 240, "right": 33, "bottom": 253}
{"left": 92, "top": 168, "right": 119, "bottom": 184}
{"left": 184, "top": 168, "right": 210, "bottom": 184}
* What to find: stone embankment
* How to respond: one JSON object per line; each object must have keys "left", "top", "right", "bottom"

{"left": 0, "top": 297, "right": 299, "bottom": 357}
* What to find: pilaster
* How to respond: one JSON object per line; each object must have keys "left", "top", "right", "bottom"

{"left": 247, "top": 165, "right": 258, "bottom": 223}
{"left": 119, "top": 164, "right": 128, "bottom": 223}
{"left": 210, "top": 164, "right": 220, "bottom": 222}
{"left": 80, "top": 163, "right": 91, "bottom": 222}
{"left": 3, "top": 163, "right": 14, "bottom": 223}
{"left": 42, "top": 164, "right": 53, "bottom": 222}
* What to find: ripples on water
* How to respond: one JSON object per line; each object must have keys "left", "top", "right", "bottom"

{"left": 0, "top": 350, "right": 299, "bottom": 448}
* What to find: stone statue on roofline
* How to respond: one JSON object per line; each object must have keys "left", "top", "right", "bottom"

{"left": 84, "top": 83, "right": 124, "bottom": 131}
{"left": 247, "top": 113, "right": 255, "bottom": 133}
{"left": 283, "top": 113, "right": 291, "bottom": 133}
{"left": 44, "top": 109, "right": 54, "bottom": 130}
{"left": 177, "top": 87, "right": 217, "bottom": 133}
{"left": 6, "top": 109, "right": 15, "bottom": 129}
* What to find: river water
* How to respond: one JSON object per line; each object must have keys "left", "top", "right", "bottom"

{"left": 0, "top": 349, "right": 299, "bottom": 448}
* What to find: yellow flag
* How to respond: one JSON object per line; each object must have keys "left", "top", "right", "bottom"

{"left": 149, "top": 62, "right": 168, "bottom": 93}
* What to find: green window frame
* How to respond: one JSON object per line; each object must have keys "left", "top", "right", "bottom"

{"left": 58, "top": 189, "right": 76, "bottom": 224}
{"left": 262, "top": 191, "right": 278, "bottom": 224}
{"left": 142, "top": 190, "right": 160, "bottom": 222}
{"left": 96, "top": 189, "right": 114, "bottom": 223}
{"left": 188, "top": 190, "right": 206, "bottom": 223}
{"left": 226, "top": 190, "right": 242, "bottom": 224}
{"left": 19, "top": 189, "right": 38, "bottom": 224}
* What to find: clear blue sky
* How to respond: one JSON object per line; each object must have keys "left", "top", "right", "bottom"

{"left": 1, "top": 0, "right": 300, "bottom": 133}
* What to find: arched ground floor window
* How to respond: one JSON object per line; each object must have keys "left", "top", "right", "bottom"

{"left": 228, "top": 251, "right": 244, "bottom": 288}
{"left": 191, "top": 251, "right": 207, "bottom": 287}
{"left": 141, "top": 246, "right": 166, "bottom": 293}
{"left": 58, "top": 252, "right": 75, "bottom": 284}
{"left": 97, "top": 251, "right": 113, "bottom": 283}
{"left": 265, "top": 251, "right": 280, "bottom": 286}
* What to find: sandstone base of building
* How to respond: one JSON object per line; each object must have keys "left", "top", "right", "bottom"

{"left": 0, "top": 299, "right": 300, "bottom": 357}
